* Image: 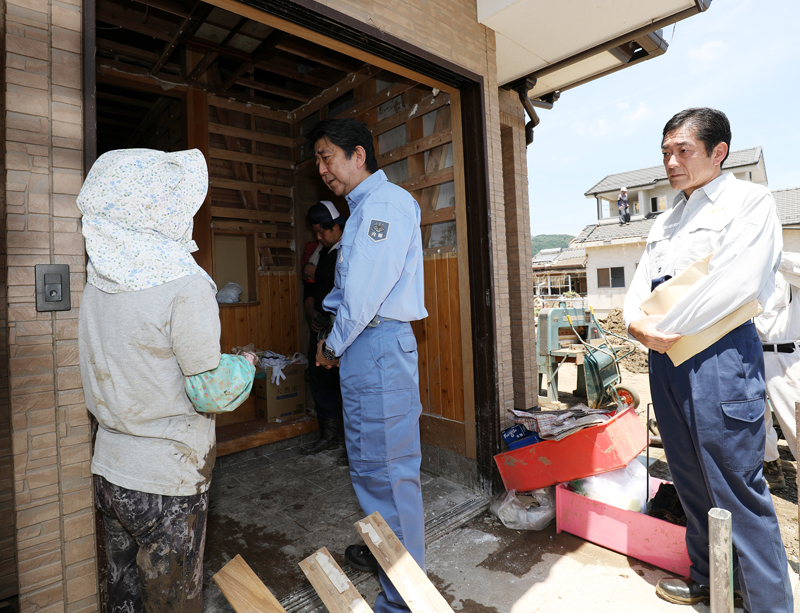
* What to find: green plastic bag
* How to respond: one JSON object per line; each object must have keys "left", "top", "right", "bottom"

{"left": 185, "top": 354, "right": 256, "bottom": 413}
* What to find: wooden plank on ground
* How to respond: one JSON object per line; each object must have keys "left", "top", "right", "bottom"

{"left": 210, "top": 206, "right": 292, "bottom": 224}
{"left": 299, "top": 547, "right": 374, "bottom": 613}
{"left": 354, "top": 513, "right": 455, "bottom": 613}
{"left": 212, "top": 554, "right": 287, "bottom": 613}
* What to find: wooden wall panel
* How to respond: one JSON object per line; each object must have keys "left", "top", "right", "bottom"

{"left": 415, "top": 253, "right": 464, "bottom": 423}
{"left": 219, "top": 273, "right": 300, "bottom": 355}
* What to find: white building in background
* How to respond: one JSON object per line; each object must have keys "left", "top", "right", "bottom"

{"left": 572, "top": 148, "right": 768, "bottom": 316}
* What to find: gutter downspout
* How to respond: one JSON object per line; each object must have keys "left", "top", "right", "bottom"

{"left": 514, "top": 78, "right": 559, "bottom": 145}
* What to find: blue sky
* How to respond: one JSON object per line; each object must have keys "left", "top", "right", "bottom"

{"left": 526, "top": 0, "right": 800, "bottom": 237}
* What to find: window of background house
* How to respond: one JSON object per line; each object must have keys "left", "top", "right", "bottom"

{"left": 650, "top": 195, "right": 668, "bottom": 213}
{"left": 597, "top": 266, "right": 625, "bottom": 289}
{"left": 632, "top": 200, "right": 640, "bottom": 215}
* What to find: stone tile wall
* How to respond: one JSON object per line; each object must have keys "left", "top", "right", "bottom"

{"left": 4, "top": 1, "right": 96, "bottom": 611}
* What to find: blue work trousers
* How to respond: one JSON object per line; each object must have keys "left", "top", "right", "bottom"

{"left": 649, "top": 321, "right": 792, "bottom": 613}
{"left": 339, "top": 320, "right": 424, "bottom": 613}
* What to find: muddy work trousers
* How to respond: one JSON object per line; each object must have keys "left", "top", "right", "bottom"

{"left": 94, "top": 475, "right": 209, "bottom": 613}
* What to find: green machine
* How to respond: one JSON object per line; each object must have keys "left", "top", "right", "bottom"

{"left": 537, "top": 303, "right": 639, "bottom": 409}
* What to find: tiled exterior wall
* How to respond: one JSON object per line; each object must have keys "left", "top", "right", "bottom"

{"left": 4, "top": 1, "right": 96, "bottom": 611}
{"left": 499, "top": 89, "right": 537, "bottom": 422}
{"left": 0, "top": 0, "right": 19, "bottom": 601}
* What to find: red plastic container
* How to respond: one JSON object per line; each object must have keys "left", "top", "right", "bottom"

{"left": 556, "top": 478, "right": 690, "bottom": 575}
{"left": 493, "top": 406, "right": 647, "bottom": 491}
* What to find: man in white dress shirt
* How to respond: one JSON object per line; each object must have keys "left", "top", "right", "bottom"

{"left": 756, "top": 252, "right": 800, "bottom": 489}
{"left": 624, "top": 108, "right": 792, "bottom": 612}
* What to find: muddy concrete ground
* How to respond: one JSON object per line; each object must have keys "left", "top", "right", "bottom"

{"left": 552, "top": 362, "right": 800, "bottom": 571}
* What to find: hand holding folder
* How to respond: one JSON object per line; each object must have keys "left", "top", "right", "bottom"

{"left": 639, "top": 253, "right": 762, "bottom": 366}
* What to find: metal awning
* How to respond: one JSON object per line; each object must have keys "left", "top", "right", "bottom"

{"left": 480, "top": 0, "right": 712, "bottom": 95}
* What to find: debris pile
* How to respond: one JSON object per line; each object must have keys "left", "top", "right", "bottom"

{"left": 600, "top": 308, "right": 649, "bottom": 373}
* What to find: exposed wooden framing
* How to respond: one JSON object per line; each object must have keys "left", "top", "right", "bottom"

{"left": 235, "top": 77, "right": 310, "bottom": 102}
{"left": 210, "top": 206, "right": 292, "bottom": 223}
{"left": 208, "top": 122, "right": 294, "bottom": 147}
{"left": 369, "top": 92, "right": 449, "bottom": 138}
{"left": 375, "top": 129, "right": 451, "bottom": 167}
{"left": 186, "top": 17, "right": 248, "bottom": 85}
{"left": 96, "top": 4, "right": 175, "bottom": 42}
{"left": 255, "top": 59, "right": 330, "bottom": 88}
{"left": 209, "top": 148, "right": 294, "bottom": 169}
{"left": 420, "top": 206, "right": 455, "bottom": 227}
{"left": 210, "top": 178, "right": 292, "bottom": 197}
{"left": 124, "top": 96, "right": 171, "bottom": 147}
{"left": 187, "top": 37, "right": 252, "bottom": 62}
{"left": 257, "top": 237, "right": 293, "bottom": 249}
{"left": 200, "top": 0, "right": 457, "bottom": 95}
{"left": 186, "top": 88, "right": 213, "bottom": 275}
{"left": 355, "top": 513, "right": 455, "bottom": 613}
{"left": 96, "top": 90, "right": 153, "bottom": 108}
{"left": 275, "top": 39, "right": 355, "bottom": 72}
{"left": 150, "top": 1, "right": 214, "bottom": 76}
{"left": 333, "top": 78, "right": 416, "bottom": 121}
{"left": 208, "top": 94, "right": 292, "bottom": 123}
{"left": 97, "top": 38, "right": 180, "bottom": 72}
{"left": 212, "top": 555, "right": 288, "bottom": 613}
{"left": 419, "top": 105, "right": 451, "bottom": 246}
{"left": 449, "top": 90, "right": 477, "bottom": 461}
{"left": 96, "top": 71, "right": 188, "bottom": 97}
{"left": 219, "top": 30, "right": 285, "bottom": 93}
{"left": 212, "top": 220, "right": 278, "bottom": 233}
{"left": 291, "top": 64, "right": 382, "bottom": 122}
{"left": 299, "top": 548, "right": 374, "bottom": 613}
{"left": 98, "top": 60, "right": 188, "bottom": 89}
{"left": 131, "top": 0, "right": 189, "bottom": 19}
{"left": 398, "top": 167, "right": 454, "bottom": 192}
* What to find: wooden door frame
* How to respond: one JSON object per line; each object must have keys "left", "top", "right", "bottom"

{"left": 83, "top": 0, "right": 502, "bottom": 495}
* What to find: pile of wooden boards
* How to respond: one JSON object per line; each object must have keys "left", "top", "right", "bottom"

{"left": 212, "top": 511, "right": 454, "bottom": 613}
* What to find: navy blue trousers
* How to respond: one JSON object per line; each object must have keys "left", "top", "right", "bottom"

{"left": 339, "top": 320, "right": 424, "bottom": 613}
{"left": 650, "top": 321, "right": 792, "bottom": 612}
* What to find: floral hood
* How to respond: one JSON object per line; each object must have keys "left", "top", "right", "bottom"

{"left": 77, "top": 148, "right": 215, "bottom": 293}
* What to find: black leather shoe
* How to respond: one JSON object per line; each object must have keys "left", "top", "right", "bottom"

{"left": 656, "top": 577, "right": 709, "bottom": 605}
{"left": 345, "top": 544, "right": 379, "bottom": 573}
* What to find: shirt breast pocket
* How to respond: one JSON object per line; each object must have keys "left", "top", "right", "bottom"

{"left": 688, "top": 208, "right": 734, "bottom": 253}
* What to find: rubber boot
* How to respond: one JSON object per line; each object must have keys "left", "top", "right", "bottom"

{"left": 301, "top": 417, "right": 339, "bottom": 455}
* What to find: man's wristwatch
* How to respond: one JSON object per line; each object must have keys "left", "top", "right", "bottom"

{"left": 322, "top": 343, "right": 337, "bottom": 361}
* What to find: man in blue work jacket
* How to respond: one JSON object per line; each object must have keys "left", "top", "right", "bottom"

{"left": 624, "top": 108, "right": 792, "bottom": 612}
{"left": 308, "top": 118, "right": 427, "bottom": 613}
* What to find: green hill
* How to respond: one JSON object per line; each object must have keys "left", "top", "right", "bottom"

{"left": 531, "top": 234, "right": 574, "bottom": 255}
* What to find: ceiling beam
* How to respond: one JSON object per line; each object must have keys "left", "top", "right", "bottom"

{"left": 218, "top": 29, "right": 285, "bottom": 94}
{"left": 150, "top": 1, "right": 214, "bottom": 76}
{"left": 131, "top": 0, "right": 190, "bottom": 19}
{"left": 186, "top": 16, "right": 247, "bottom": 85}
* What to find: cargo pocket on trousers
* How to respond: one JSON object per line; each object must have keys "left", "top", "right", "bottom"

{"left": 360, "top": 390, "right": 415, "bottom": 462}
{"left": 721, "top": 398, "right": 766, "bottom": 472}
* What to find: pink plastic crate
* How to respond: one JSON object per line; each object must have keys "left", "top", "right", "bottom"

{"left": 556, "top": 477, "right": 690, "bottom": 575}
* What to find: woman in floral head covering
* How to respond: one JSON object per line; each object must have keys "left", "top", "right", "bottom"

{"left": 77, "top": 149, "right": 254, "bottom": 613}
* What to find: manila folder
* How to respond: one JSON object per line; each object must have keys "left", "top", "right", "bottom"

{"left": 639, "top": 253, "right": 762, "bottom": 367}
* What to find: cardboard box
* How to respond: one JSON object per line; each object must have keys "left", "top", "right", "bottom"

{"left": 254, "top": 365, "right": 306, "bottom": 422}
{"left": 555, "top": 477, "right": 690, "bottom": 575}
{"left": 493, "top": 406, "right": 647, "bottom": 491}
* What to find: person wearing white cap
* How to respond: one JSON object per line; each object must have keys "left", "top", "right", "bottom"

{"left": 618, "top": 187, "right": 630, "bottom": 225}
{"left": 301, "top": 200, "right": 346, "bottom": 455}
